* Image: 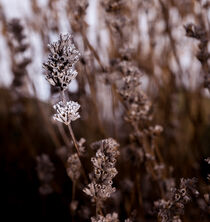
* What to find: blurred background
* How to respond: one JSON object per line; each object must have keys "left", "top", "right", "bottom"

{"left": 0, "top": 0, "right": 210, "bottom": 221}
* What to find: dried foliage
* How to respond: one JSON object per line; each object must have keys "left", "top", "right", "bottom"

{"left": 0, "top": 0, "right": 210, "bottom": 222}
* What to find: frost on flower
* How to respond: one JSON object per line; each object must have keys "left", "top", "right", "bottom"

{"left": 53, "top": 101, "right": 80, "bottom": 125}
{"left": 43, "top": 34, "right": 80, "bottom": 90}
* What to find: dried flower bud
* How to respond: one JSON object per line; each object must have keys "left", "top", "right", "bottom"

{"left": 83, "top": 138, "right": 119, "bottom": 204}
{"left": 155, "top": 178, "right": 198, "bottom": 221}
{"left": 7, "top": 19, "right": 31, "bottom": 89}
{"left": 36, "top": 154, "right": 55, "bottom": 195}
{"left": 91, "top": 212, "right": 119, "bottom": 222}
{"left": 175, "top": 193, "right": 181, "bottom": 201}
{"left": 43, "top": 34, "right": 80, "bottom": 90}
{"left": 180, "top": 188, "right": 186, "bottom": 196}
{"left": 66, "top": 153, "right": 81, "bottom": 181}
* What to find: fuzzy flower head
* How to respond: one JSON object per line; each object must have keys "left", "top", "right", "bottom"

{"left": 43, "top": 34, "right": 80, "bottom": 91}
{"left": 36, "top": 154, "right": 55, "bottom": 195}
{"left": 66, "top": 153, "right": 81, "bottom": 181}
{"left": 83, "top": 138, "right": 120, "bottom": 204}
{"left": 53, "top": 101, "right": 80, "bottom": 125}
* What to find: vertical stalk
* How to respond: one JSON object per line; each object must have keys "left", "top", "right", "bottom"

{"left": 61, "top": 90, "right": 80, "bottom": 155}
{"left": 67, "top": 124, "right": 80, "bottom": 155}
{"left": 61, "top": 89, "right": 88, "bottom": 183}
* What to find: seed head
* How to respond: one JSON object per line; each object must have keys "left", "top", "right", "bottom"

{"left": 83, "top": 138, "right": 120, "bottom": 204}
{"left": 43, "top": 34, "right": 80, "bottom": 90}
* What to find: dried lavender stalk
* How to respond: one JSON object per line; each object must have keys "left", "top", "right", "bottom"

{"left": 43, "top": 33, "right": 82, "bottom": 156}
{"left": 7, "top": 18, "right": 31, "bottom": 91}
{"left": 66, "top": 153, "right": 81, "bottom": 182}
{"left": 154, "top": 178, "right": 199, "bottom": 222}
{"left": 184, "top": 23, "right": 210, "bottom": 90}
{"left": 36, "top": 154, "right": 55, "bottom": 195}
{"left": 42, "top": 33, "right": 88, "bottom": 212}
{"left": 83, "top": 138, "right": 120, "bottom": 217}
{"left": 101, "top": 0, "right": 166, "bottom": 184}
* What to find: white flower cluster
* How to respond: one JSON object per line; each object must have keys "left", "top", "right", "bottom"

{"left": 53, "top": 101, "right": 80, "bottom": 125}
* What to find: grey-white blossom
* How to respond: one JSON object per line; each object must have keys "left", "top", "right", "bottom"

{"left": 53, "top": 101, "right": 80, "bottom": 125}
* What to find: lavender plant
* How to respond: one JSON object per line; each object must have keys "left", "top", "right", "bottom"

{"left": 7, "top": 19, "right": 31, "bottom": 93}
{"left": 36, "top": 154, "right": 55, "bottom": 195}
{"left": 1, "top": 1, "right": 210, "bottom": 221}
{"left": 43, "top": 34, "right": 121, "bottom": 220}
{"left": 53, "top": 101, "right": 80, "bottom": 125}
{"left": 42, "top": 34, "right": 85, "bottom": 214}
{"left": 154, "top": 178, "right": 199, "bottom": 222}
{"left": 83, "top": 138, "right": 120, "bottom": 219}
{"left": 184, "top": 23, "right": 210, "bottom": 90}
{"left": 43, "top": 34, "right": 82, "bottom": 156}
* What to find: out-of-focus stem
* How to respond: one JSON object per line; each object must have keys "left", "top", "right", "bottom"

{"left": 67, "top": 123, "right": 80, "bottom": 155}
{"left": 61, "top": 90, "right": 80, "bottom": 155}
{"left": 72, "top": 181, "right": 76, "bottom": 201}
{"left": 57, "top": 123, "right": 72, "bottom": 148}
{"left": 96, "top": 200, "right": 103, "bottom": 217}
